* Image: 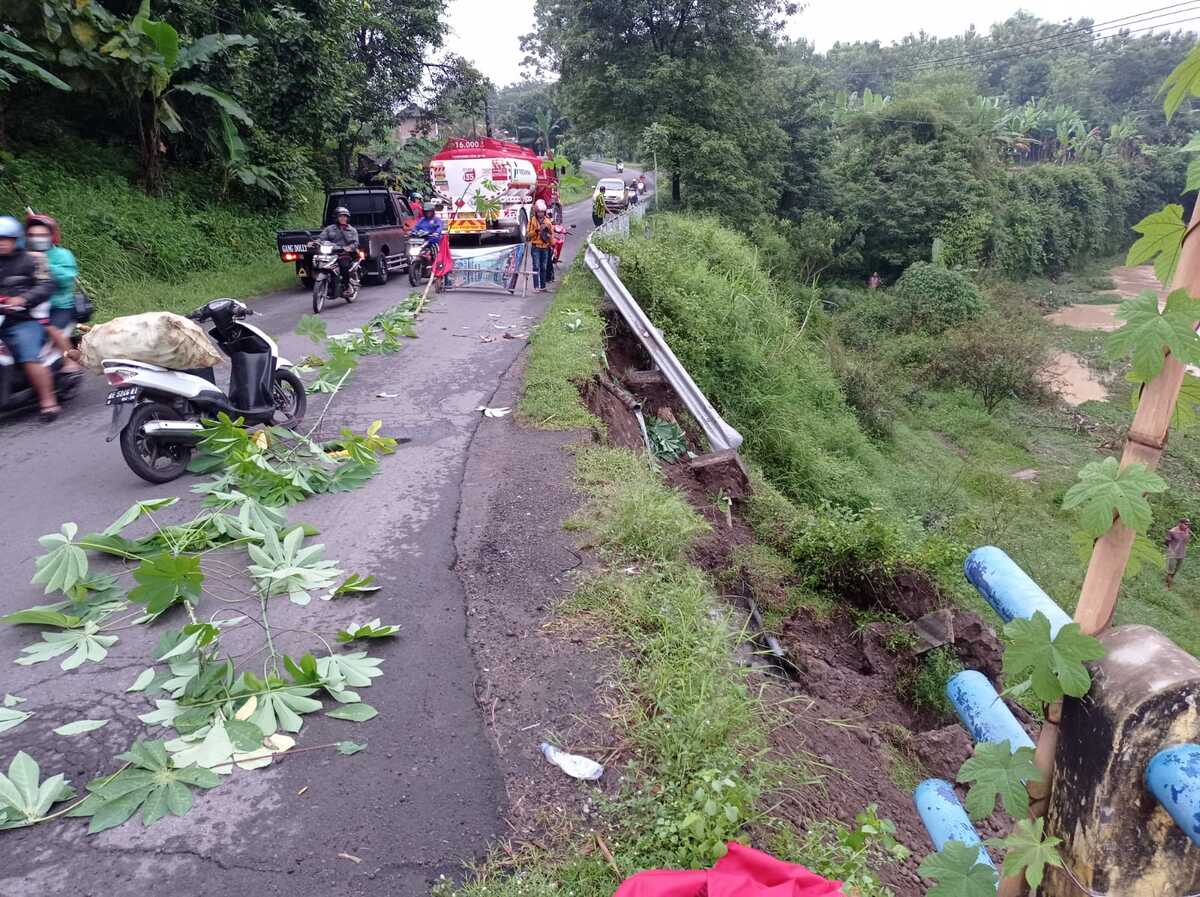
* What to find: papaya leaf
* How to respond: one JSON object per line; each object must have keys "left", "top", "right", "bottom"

{"left": 1107, "top": 288, "right": 1200, "bottom": 380}
{"left": 1003, "top": 613, "right": 1106, "bottom": 703}
{"left": 988, "top": 817, "right": 1063, "bottom": 889}
{"left": 128, "top": 552, "right": 204, "bottom": 615}
{"left": 1061, "top": 457, "right": 1166, "bottom": 537}
{"left": 1125, "top": 208, "right": 1186, "bottom": 287}
{"left": 1129, "top": 371, "right": 1200, "bottom": 432}
{"left": 1161, "top": 44, "right": 1200, "bottom": 120}
{"left": 957, "top": 743, "right": 1041, "bottom": 820}
{"left": 917, "top": 841, "right": 998, "bottom": 897}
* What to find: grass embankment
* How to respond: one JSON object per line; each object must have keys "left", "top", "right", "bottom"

{"left": 443, "top": 257, "right": 901, "bottom": 896}
{"left": 0, "top": 140, "right": 316, "bottom": 321}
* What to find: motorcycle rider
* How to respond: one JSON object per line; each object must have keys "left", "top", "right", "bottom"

{"left": 410, "top": 203, "right": 444, "bottom": 247}
{"left": 316, "top": 206, "right": 359, "bottom": 298}
{"left": 25, "top": 213, "right": 82, "bottom": 374}
{"left": 0, "top": 216, "right": 58, "bottom": 419}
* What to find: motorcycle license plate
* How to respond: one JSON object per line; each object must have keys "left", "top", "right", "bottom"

{"left": 105, "top": 387, "right": 139, "bottom": 405}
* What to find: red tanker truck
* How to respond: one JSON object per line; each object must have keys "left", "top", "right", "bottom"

{"left": 428, "top": 137, "right": 560, "bottom": 241}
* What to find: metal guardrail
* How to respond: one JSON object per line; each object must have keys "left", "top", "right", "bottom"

{"left": 584, "top": 206, "right": 743, "bottom": 453}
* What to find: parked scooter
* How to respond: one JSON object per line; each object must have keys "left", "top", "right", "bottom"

{"left": 309, "top": 241, "right": 361, "bottom": 314}
{"left": 102, "top": 298, "right": 306, "bottom": 484}
{"left": 0, "top": 311, "right": 82, "bottom": 416}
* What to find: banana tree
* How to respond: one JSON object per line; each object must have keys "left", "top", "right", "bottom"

{"left": 0, "top": 30, "right": 70, "bottom": 144}
{"left": 98, "top": 0, "right": 255, "bottom": 192}
{"left": 519, "top": 105, "right": 567, "bottom": 154}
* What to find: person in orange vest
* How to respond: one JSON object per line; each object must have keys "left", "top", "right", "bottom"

{"left": 528, "top": 199, "right": 554, "bottom": 293}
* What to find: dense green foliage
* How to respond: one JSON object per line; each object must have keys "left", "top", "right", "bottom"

{"left": 531, "top": 7, "right": 1196, "bottom": 278}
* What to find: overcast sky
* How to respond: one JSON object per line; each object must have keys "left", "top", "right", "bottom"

{"left": 441, "top": 0, "right": 1198, "bottom": 87}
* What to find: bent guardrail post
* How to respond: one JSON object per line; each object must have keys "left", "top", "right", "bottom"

{"left": 914, "top": 779, "right": 995, "bottom": 874}
{"left": 584, "top": 241, "right": 743, "bottom": 453}
{"left": 963, "top": 546, "right": 1072, "bottom": 635}
{"left": 1147, "top": 744, "right": 1200, "bottom": 847}
{"left": 946, "top": 670, "right": 1034, "bottom": 753}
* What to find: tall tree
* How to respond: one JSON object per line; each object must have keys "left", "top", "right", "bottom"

{"left": 525, "top": 0, "right": 794, "bottom": 215}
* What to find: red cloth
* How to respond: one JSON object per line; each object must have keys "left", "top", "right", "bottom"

{"left": 432, "top": 234, "right": 453, "bottom": 277}
{"left": 611, "top": 844, "right": 844, "bottom": 897}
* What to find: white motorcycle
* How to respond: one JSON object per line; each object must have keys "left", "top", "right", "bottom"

{"left": 102, "top": 298, "right": 306, "bottom": 484}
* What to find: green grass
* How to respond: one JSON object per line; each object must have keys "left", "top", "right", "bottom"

{"left": 519, "top": 259, "right": 606, "bottom": 429}
{"left": 1, "top": 139, "right": 317, "bottom": 322}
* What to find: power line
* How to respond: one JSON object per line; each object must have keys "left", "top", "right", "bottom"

{"left": 833, "top": 13, "right": 1200, "bottom": 79}
{"left": 832, "top": 1, "right": 1200, "bottom": 75}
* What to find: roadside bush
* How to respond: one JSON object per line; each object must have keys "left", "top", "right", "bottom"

{"left": 829, "top": 342, "right": 896, "bottom": 439}
{"left": 932, "top": 313, "right": 1055, "bottom": 413}
{"left": 936, "top": 209, "right": 993, "bottom": 270}
{"left": 893, "top": 262, "right": 986, "bottom": 334}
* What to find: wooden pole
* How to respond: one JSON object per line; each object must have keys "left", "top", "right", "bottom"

{"left": 1017, "top": 200, "right": 1200, "bottom": 891}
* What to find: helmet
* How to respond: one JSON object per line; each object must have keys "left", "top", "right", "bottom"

{"left": 423, "top": 204, "right": 436, "bottom": 216}
{"left": 25, "top": 212, "right": 60, "bottom": 245}
{"left": 333, "top": 206, "right": 351, "bottom": 219}
{"left": 0, "top": 216, "right": 23, "bottom": 240}
{"left": 535, "top": 199, "right": 547, "bottom": 212}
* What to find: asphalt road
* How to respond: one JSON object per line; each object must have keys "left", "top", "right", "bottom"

{"left": 0, "top": 161, "right": 643, "bottom": 897}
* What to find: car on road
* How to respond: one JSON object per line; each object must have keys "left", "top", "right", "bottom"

{"left": 597, "top": 177, "right": 630, "bottom": 212}
{"left": 276, "top": 188, "right": 418, "bottom": 288}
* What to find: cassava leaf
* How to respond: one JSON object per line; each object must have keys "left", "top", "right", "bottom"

{"left": 1061, "top": 457, "right": 1166, "bottom": 537}
{"left": 918, "top": 842, "right": 998, "bottom": 897}
{"left": 1126, "top": 208, "right": 1186, "bottom": 288}
{"left": 335, "top": 618, "right": 400, "bottom": 642}
{"left": 1003, "top": 612, "right": 1107, "bottom": 703}
{"left": 16, "top": 623, "right": 118, "bottom": 670}
{"left": 331, "top": 573, "right": 380, "bottom": 598}
{"left": 31, "top": 523, "right": 88, "bottom": 595}
{"left": 0, "top": 706, "right": 30, "bottom": 734}
{"left": 295, "top": 314, "right": 328, "bottom": 344}
{"left": 0, "top": 607, "right": 82, "bottom": 628}
{"left": 337, "top": 740, "right": 367, "bottom": 755}
{"left": 0, "top": 751, "right": 74, "bottom": 829}
{"left": 53, "top": 719, "right": 109, "bottom": 736}
{"left": 1107, "top": 288, "right": 1200, "bottom": 379}
{"left": 988, "top": 817, "right": 1063, "bottom": 889}
{"left": 326, "top": 703, "right": 377, "bottom": 722}
{"left": 957, "top": 743, "right": 1041, "bottom": 820}
{"left": 103, "top": 498, "right": 180, "bottom": 535}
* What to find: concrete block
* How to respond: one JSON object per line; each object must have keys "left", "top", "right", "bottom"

{"left": 1045, "top": 625, "right": 1200, "bottom": 897}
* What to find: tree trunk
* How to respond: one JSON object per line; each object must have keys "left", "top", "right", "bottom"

{"left": 671, "top": 171, "right": 681, "bottom": 203}
{"left": 136, "top": 94, "right": 163, "bottom": 195}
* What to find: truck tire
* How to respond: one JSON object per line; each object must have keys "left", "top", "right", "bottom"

{"left": 370, "top": 253, "right": 389, "bottom": 286}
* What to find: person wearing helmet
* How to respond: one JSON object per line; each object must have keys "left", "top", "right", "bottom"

{"left": 0, "top": 216, "right": 58, "bottom": 418}
{"left": 25, "top": 212, "right": 81, "bottom": 373}
{"left": 410, "top": 203, "right": 444, "bottom": 247}
{"left": 527, "top": 199, "right": 554, "bottom": 293}
{"left": 317, "top": 206, "right": 359, "bottom": 298}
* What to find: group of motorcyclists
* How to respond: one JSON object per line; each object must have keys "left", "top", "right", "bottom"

{"left": 0, "top": 212, "right": 82, "bottom": 421}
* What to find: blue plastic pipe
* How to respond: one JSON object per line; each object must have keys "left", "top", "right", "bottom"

{"left": 947, "top": 670, "right": 1035, "bottom": 752}
{"left": 913, "top": 779, "right": 996, "bottom": 870}
{"left": 964, "top": 546, "right": 1073, "bottom": 636}
{"left": 1147, "top": 744, "right": 1200, "bottom": 846}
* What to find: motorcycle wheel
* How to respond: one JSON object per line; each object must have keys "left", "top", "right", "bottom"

{"left": 408, "top": 260, "right": 422, "bottom": 287}
{"left": 271, "top": 368, "right": 307, "bottom": 429}
{"left": 345, "top": 279, "right": 358, "bottom": 303}
{"left": 120, "top": 402, "right": 193, "bottom": 485}
{"left": 312, "top": 276, "right": 328, "bottom": 314}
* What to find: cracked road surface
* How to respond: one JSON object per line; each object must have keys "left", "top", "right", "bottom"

{"left": 0, "top": 162, "right": 636, "bottom": 897}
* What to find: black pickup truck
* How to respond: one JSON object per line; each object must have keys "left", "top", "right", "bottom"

{"left": 276, "top": 188, "right": 419, "bottom": 287}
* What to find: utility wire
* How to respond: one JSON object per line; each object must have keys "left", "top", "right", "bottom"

{"left": 833, "top": 13, "right": 1200, "bottom": 80}
{"left": 832, "top": 1, "right": 1200, "bottom": 75}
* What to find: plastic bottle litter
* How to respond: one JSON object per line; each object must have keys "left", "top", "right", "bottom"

{"left": 539, "top": 742, "right": 604, "bottom": 780}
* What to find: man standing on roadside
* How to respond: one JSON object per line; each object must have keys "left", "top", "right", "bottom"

{"left": 1166, "top": 517, "right": 1191, "bottom": 589}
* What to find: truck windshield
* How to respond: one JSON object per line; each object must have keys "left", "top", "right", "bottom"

{"left": 327, "top": 193, "right": 395, "bottom": 227}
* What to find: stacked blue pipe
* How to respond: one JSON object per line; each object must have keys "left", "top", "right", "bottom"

{"left": 913, "top": 779, "right": 995, "bottom": 870}
{"left": 964, "top": 546, "right": 1073, "bottom": 636}
{"left": 1147, "top": 744, "right": 1200, "bottom": 847}
{"left": 947, "top": 670, "right": 1034, "bottom": 753}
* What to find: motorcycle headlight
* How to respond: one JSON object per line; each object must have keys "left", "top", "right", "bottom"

{"left": 409, "top": 244, "right": 422, "bottom": 256}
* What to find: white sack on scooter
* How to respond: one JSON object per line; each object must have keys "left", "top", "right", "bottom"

{"left": 80, "top": 312, "right": 224, "bottom": 374}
